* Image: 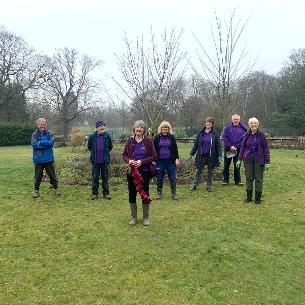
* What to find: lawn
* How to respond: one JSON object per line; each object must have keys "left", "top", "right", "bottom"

{"left": 0, "top": 145, "right": 305, "bottom": 305}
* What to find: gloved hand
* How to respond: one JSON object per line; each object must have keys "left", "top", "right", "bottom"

{"left": 236, "top": 160, "right": 241, "bottom": 168}
{"left": 188, "top": 155, "right": 193, "bottom": 161}
{"left": 264, "top": 163, "right": 270, "bottom": 170}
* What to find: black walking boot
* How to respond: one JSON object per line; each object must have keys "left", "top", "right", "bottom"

{"left": 170, "top": 181, "right": 178, "bottom": 200}
{"left": 156, "top": 181, "right": 163, "bottom": 200}
{"left": 244, "top": 190, "right": 253, "bottom": 203}
{"left": 255, "top": 191, "right": 262, "bottom": 204}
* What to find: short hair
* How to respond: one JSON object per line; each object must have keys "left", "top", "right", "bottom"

{"left": 157, "top": 121, "right": 173, "bottom": 135}
{"left": 248, "top": 117, "right": 259, "bottom": 125}
{"left": 133, "top": 120, "right": 146, "bottom": 133}
{"left": 205, "top": 117, "right": 215, "bottom": 126}
{"left": 231, "top": 114, "right": 240, "bottom": 120}
{"left": 37, "top": 118, "right": 46, "bottom": 125}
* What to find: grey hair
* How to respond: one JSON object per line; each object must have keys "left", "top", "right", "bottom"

{"left": 133, "top": 120, "right": 146, "bottom": 132}
{"left": 231, "top": 114, "right": 240, "bottom": 120}
{"left": 36, "top": 118, "right": 47, "bottom": 125}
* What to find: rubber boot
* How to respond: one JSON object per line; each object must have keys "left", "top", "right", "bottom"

{"left": 244, "top": 190, "right": 253, "bottom": 203}
{"left": 143, "top": 204, "right": 150, "bottom": 226}
{"left": 129, "top": 203, "right": 137, "bottom": 225}
{"left": 255, "top": 191, "right": 262, "bottom": 204}
{"left": 207, "top": 184, "right": 213, "bottom": 192}
{"left": 156, "top": 181, "right": 163, "bottom": 200}
{"left": 170, "top": 181, "right": 178, "bottom": 200}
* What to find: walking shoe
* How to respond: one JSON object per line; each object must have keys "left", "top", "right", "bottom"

{"left": 222, "top": 181, "right": 229, "bottom": 185}
{"left": 171, "top": 193, "right": 178, "bottom": 200}
{"left": 91, "top": 194, "right": 98, "bottom": 200}
{"left": 103, "top": 194, "right": 111, "bottom": 200}
{"left": 53, "top": 189, "right": 61, "bottom": 196}
{"left": 207, "top": 185, "right": 213, "bottom": 192}
{"left": 32, "top": 190, "right": 40, "bottom": 198}
{"left": 190, "top": 185, "right": 197, "bottom": 191}
{"left": 235, "top": 182, "right": 244, "bottom": 186}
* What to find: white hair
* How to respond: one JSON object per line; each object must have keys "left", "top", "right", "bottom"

{"left": 248, "top": 117, "right": 259, "bottom": 125}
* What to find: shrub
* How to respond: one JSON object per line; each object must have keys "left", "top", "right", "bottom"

{"left": 57, "top": 150, "right": 223, "bottom": 186}
{"left": 69, "top": 128, "right": 86, "bottom": 147}
{"left": 0, "top": 123, "right": 34, "bottom": 146}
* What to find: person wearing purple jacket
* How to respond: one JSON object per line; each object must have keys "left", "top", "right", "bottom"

{"left": 122, "top": 120, "right": 157, "bottom": 226}
{"left": 222, "top": 114, "right": 247, "bottom": 185}
{"left": 236, "top": 117, "right": 270, "bottom": 204}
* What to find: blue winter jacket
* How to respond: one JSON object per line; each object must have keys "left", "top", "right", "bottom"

{"left": 31, "top": 128, "right": 55, "bottom": 163}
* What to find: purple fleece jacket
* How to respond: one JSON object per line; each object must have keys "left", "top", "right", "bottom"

{"left": 238, "top": 130, "right": 270, "bottom": 165}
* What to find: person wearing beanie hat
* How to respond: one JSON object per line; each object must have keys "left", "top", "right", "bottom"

{"left": 88, "top": 120, "right": 113, "bottom": 200}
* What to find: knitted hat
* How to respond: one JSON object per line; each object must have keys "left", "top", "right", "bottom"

{"left": 95, "top": 120, "right": 105, "bottom": 128}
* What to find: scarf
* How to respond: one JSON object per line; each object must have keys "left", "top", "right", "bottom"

{"left": 131, "top": 166, "right": 152, "bottom": 204}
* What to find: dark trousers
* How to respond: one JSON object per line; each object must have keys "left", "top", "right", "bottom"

{"left": 157, "top": 158, "right": 176, "bottom": 184}
{"left": 127, "top": 172, "right": 150, "bottom": 204}
{"left": 92, "top": 163, "right": 109, "bottom": 196}
{"left": 223, "top": 150, "right": 241, "bottom": 183}
{"left": 34, "top": 162, "right": 58, "bottom": 190}
{"left": 192, "top": 155, "right": 213, "bottom": 187}
{"left": 244, "top": 154, "right": 264, "bottom": 192}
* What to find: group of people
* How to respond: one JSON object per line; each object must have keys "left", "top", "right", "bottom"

{"left": 31, "top": 114, "right": 270, "bottom": 226}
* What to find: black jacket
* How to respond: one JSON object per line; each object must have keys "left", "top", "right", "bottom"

{"left": 190, "top": 128, "right": 221, "bottom": 168}
{"left": 153, "top": 134, "right": 179, "bottom": 163}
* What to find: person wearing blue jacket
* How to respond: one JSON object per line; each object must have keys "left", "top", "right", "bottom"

{"left": 88, "top": 120, "right": 113, "bottom": 200}
{"left": 189, "top": 117, "right": 222, "bottom": 192}
{"left": 31, "top": 118, "right": 59, "bottom": 198}
{"left": 222, "top": 114, "right": 247, "bottom": 185}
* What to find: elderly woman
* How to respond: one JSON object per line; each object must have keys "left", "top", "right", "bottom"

{"left": 189, "top": 117, "right": 222, "bottom": 192}
{"left": 153, "top": 121, "right": 180, "bottom": 200}
{"left": 122, "top": 120, "right": 157, "bottom": 225}
{"left": 237, "top": 117, "right": 270, "bottom": 204}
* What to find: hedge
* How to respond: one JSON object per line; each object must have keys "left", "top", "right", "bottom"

{"left": 0, "top": 123, "right": 35, "bottom": 146}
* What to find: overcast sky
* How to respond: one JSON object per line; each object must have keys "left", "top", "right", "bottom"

{"left": 1, "top": 0, "right": 304, "bottom": 85}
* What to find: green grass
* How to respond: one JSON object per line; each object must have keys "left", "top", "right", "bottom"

{"left": 0, "top": 145, "right": 305, "bottom": 305}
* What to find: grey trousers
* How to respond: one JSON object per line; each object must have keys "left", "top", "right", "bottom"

{"left": 192, "top": 155, "right": 213, "bottom": 187}
{"left": 244, "top": 154, "right": 264, "bottom": 192}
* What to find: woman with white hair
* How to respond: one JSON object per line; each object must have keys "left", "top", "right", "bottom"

{"left": 153, "top": 121, "right": 180, "bottom": 200}
{"left": 237, "top": 117, "right": 270, "bottom": 204}
{"left": 122, "top": 120, "right": 157, "bottom": 225}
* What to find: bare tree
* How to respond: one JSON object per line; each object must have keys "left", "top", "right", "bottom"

{"left": 0, "top": 26, "right": 46, "bottom": 122}
{"left": 237, "top": 71, "right": 278, "bottom": 124}
{"left": 40, "top": 48, "right": 103, "bottom": 139}
{"left": 114, "top": 27, "right": 188, "bottom": 131}
{"left": 193, "top": 9, "right": 256, "bottom": 127}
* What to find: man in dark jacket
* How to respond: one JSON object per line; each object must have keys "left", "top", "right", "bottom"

{"left": 222, "top": 114, "right": 247, "bottom": 185}
{"left": 88, "top": 120, "right": 113, "bottom": 200}
{"left": 31, "top": 118, "right": 59, "bottom": 198}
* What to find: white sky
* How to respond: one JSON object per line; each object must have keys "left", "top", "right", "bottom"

{"left": 1, "top": 0, "right": 304, "bottom": 91}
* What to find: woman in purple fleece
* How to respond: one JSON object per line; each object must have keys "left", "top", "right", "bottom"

{"left": 237, "top": 117, "right": 270, "bottom": 204}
